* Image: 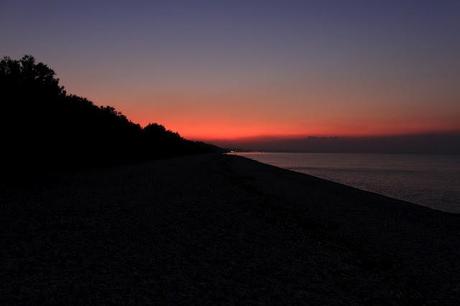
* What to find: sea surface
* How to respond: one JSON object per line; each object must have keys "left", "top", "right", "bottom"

{"left": 234, "top": 152, "right": 460, "bottom": 213}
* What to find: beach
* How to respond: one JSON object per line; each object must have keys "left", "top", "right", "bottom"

{"left": 233, "top": 152, "right": 460, "bottom": 213}
{"left": 1, "top": 153, "right": 460, "bottom": 304}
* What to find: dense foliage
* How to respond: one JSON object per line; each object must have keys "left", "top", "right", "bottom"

{"left": 0, "top": 55, "right": 222, "bottom": 169}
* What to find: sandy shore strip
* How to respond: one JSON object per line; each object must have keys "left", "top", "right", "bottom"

{"left": 1, "top": 154, "right": 460, "bottom": 304}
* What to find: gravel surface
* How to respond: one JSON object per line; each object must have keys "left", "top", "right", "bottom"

{"left": 1, "top": 154, "right": 460, "bottom": 305}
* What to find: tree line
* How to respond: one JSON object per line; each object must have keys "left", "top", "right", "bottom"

{"left": 0, "top": 55, "right": 223, "bottom": 170}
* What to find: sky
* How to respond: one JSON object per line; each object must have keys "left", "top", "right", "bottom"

{"left": 1, "top": 0, "right": 459, "bottom": 140}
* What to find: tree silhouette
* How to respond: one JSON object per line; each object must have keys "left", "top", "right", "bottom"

{"left": 0, "top": 55, "right": 222, "bottom": 170}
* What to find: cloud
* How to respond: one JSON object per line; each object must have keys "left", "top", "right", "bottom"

{"left": 212, "top": 133, "right": 460, "bottom": 154}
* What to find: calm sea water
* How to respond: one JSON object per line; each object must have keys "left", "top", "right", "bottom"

{"left": 234, "top": 152, "right": 460, "bottom": 213}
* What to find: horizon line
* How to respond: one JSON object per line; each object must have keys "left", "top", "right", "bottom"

{"left": 188, "top": 130, "right": 460, "bottom": 142}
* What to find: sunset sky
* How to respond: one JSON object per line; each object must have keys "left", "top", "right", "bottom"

{"left": 1, "top": 0, "right": 459, "bottom": 140}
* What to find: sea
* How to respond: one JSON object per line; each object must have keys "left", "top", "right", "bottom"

{"left": 234, "top": 152, "right": 460, "bottom": 213}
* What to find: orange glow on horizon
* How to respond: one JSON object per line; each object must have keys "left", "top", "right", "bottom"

{"left": 130, "top": 115, "right": 460, "bottom": 141}
{"left": 93, "top": 88, "right": 460, "bottom": 141}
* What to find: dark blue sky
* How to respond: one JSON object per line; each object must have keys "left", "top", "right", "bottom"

{"left": 1, "top": 0, "right": 459, "bottom": 139}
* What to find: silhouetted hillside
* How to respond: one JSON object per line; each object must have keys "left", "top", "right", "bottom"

{"left": 0, "top": 55, "right": 223, "bottom": 170}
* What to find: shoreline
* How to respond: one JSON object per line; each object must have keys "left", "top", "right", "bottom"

{"left": 2, "top": 153, "right": 460, "bottom": 304}
{"left": 232, "top": 151, "right": 460, "bottom": 214}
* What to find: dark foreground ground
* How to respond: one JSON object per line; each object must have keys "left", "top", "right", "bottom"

{"left": 1, "top": 154, "right": 460, "bottom": 305}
